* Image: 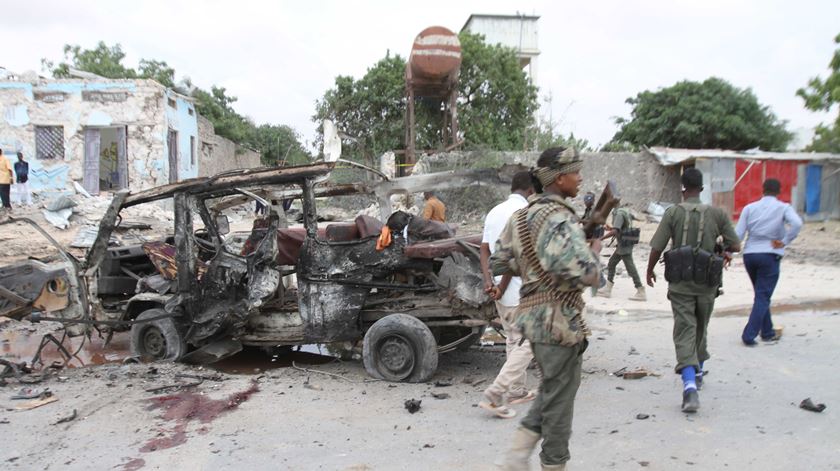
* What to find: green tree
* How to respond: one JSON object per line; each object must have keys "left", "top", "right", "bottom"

{"left": 313, "top": 32, "right": 539, "bottom": 161}
{"left": 797, "top": 33, "right": 840, "bottom": 152}
{"left": 610, "top": 77, "right": 793, "bottom": 151}
{"left": 458, "top": 32, "right": 538, "bottom": 150}
{"left": 41, "top": 42, "right": 310, "bottom": 163}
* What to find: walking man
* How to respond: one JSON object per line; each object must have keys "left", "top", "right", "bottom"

{"left": 13, "top": 152, "right": 32, "bottom": 206}
{"left": 0, "top": 149, "right": 13, "bottom": 212}
{"left": 597, "top": 203, "right": 645, "bottom": 300}
{"left": 492, "top": 147, "right": 601, "bottom": 470}
{"left": 735, "top": 178, "right": 802, "bottom": 345}
{"left": 421, "top": 191, "right": 446, "bottom": 222}
{"left": 646, "top": 168, "right": 740, "bottom": 413}
{"left": 479, "top": 171, "right": 536, "bottom": 418}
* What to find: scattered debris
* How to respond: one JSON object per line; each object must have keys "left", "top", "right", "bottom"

{"left": 52, "top": 409, "right": 77, "bottom": 425}
{"left": 613, "top": 367, "right": 659, "bottom": 379}
{"left": 434, "top": 379, "right": 453, "bottom": 387}
{"left": 799, "top": 398, "right": 826, "bottom": 413}
{"left": 404, "top": 399, "right": 422, "bottom": 414}
{"left": 303, "top": 377, "right": 323, "bottom": 391}
{"left": 430, "top": 392, "right": 450, "bottom": 400}
{"left": 636, "top": 413, "right": 650, "bottom": 420}
{"left": 15, "top": 394, "right": 58, "bottom": 411}
{"left": 10, "top": 387, "right": 50, "bottom": 400}
{"left": 628, "top": 346, "right": 639, "bottom": 355}
{"left": 423, "top": 443, "right": 435, "bottom": 448}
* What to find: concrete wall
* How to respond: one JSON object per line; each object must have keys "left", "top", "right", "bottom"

{"left": 415, "top": 150, "right": 682, "bottom": 213}
{"left": 196, "top": 115, "right": 261, "bottom": 177}
{"left": 0, "top": 78, "right": 177, "bottom": 193}
{"left": 164, "top": 90, "right": 199, "bottom": 181}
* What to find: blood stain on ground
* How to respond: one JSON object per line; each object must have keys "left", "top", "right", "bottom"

{"left": 140, "top": 380, "right": 259, "bottom": 453}
{"left": 119, "top": 458, "right": 146, "bottom": 470}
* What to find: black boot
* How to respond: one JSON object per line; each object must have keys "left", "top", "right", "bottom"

{"left": 682, "top": 389, "right": 700, "bottom": 413}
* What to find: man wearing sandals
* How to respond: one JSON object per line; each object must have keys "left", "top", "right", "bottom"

{"left": 491, "top": 147, "right": 602, "bottom": 471}
{"left": 479, "top": 171, "right": 537, "bottom": 418}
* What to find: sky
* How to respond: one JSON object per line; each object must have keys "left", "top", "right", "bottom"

{"left": 3, "top": 0, "right": 839, "bottom": 151}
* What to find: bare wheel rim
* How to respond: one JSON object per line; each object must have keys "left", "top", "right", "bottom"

{"left": 142, "top": 327, "right": 167, "bottom": 360}
{"left": 375, "top": 334, "right": 415, "bottom": 381}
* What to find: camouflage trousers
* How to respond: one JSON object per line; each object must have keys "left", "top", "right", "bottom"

{"left": 669, "top": 291, "right": 716, "bottom": 373}
{"left": 521, "top": 340, "right": 586, "bottom": 466}
{"left": 606, "top": 251, "right": 642, "bottom": 288}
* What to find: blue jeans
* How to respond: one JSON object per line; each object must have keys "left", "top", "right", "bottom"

{"left": 742, "top": 253, "right": 781, "bottom": 342}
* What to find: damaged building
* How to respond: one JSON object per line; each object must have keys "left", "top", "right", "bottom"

{"left": 0, "top": 73, "right": 259, "bottom": 196}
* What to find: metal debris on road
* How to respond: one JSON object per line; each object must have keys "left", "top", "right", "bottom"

{"left": 799, "top": 398, "right": 826, "bottom": 413}
{"left": 430, "top": 392, "right": 450, "bottom": 400}
{"left": 404, "top": 399, "right": 422, "bottom": 413}
{"left": 52, "top": 409, "right": 77, "bottom": 425}
{"left": 636, "top": 413, "right": 650, "bottom": 420}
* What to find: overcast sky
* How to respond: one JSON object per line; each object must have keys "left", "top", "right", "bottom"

{"left": 4, "top": 0, "right": 838, "bottom": 151}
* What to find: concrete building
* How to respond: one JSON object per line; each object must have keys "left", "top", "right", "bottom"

{"left": 461, "top": 13, "right": 540, "bottom": 83}
{"left": 0, "top": 75, "right": 259, "bottom": 196}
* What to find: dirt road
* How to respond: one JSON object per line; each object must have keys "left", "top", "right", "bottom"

{"left": 2, "top": 307, "right": 837, "bottom": 471}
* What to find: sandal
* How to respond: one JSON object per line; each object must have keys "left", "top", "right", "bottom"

{"left": 508, "top": 390, "right": 537, "bottom": 405}
{"left": 479, "top": 400, "right": 517, "bottom": 419}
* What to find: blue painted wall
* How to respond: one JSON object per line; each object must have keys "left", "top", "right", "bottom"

{"left": 163, "top": 90, "right": 199, "bottom": 181}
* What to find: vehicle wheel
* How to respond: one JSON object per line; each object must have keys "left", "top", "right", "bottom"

{"left": 363, "top": 314, "right": 438, "bottom": 383}
{"left": 130, "top": 309, "right": 186, "bottom": 362}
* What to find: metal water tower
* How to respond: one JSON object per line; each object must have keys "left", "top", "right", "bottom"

{"left": 403, "top": 26, "right": 462, "bottom": 175}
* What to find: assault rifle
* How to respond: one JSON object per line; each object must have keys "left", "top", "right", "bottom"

{"left": 582, "top": 180, "right": 620, "bottom": 240}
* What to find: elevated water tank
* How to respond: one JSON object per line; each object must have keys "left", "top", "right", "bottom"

{"left": 408, "top": 26, "right": 462, "bottom": 81}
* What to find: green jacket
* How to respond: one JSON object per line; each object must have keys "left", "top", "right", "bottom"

{"left": 649, "top": 197, "right": 739, "bottom": 296}
{"left": 490, "top": 193, "right": 599, "bottom": 345}
{"left": 612, "top": 207, "right": 634, "bottom": 255}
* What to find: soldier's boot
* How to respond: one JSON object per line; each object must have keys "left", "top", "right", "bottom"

{"left": 628, "top": 286, "right": 646, "bottom": 301}
{"left": 541, "top": 463, "right": 566, "bottom": 470}
{"left": 498, "top": 427, "right": 540, "bottom": 470}
{"left": 596, "top": 281, "right": 613, "bottom": 298}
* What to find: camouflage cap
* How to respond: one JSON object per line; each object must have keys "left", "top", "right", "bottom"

{"left": 535, "top": 147, "right": 582, "bottom": 186}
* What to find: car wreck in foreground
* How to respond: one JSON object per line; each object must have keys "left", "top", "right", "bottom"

{"left": 0, "top": 161, "right": 500, "bottom": 382}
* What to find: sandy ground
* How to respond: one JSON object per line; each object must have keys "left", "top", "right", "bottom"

{"left": 2, "top": 198, "right": 839, "bottom": 470}
{"left": 1, "top": 308, "right": 838, "bottom": 470}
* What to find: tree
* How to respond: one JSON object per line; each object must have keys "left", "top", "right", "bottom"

{"left": 797, "top": 33, "right": 840, "bottom": 152}
{"left": 312, "top": 32, "right": 539, "bottom": 161}
{"left": 41, "top": 42, "right": 310, "bottom": 163}
{"left": 610, "top": 77, "right": 793, "bottom": 151}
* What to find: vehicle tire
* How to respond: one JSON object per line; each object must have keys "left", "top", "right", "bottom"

{"left": 363, "top": 314, "right": 438, "bottom": 383}
{"left": 130, "top": 309, "right": 187, "bottom": 362}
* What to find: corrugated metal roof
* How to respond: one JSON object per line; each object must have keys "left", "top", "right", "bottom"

{"left": 645, "top": 147, "right": 840, "bottom": 166}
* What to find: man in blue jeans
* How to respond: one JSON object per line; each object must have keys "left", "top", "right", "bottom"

{"left": 735, "top": 179, "right": 803, "bottom": 345}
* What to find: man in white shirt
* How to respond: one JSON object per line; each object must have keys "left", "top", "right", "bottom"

{"left": 479, "top": 171, "right": 535, "bottom": 418}
{"left": 735, "top": 179, "right": 803, "bottom": 345}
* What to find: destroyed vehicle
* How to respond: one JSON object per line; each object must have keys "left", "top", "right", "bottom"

{"left": 1, "top": 161, "right": 495, "bottom": 382}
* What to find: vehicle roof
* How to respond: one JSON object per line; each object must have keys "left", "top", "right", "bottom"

{"left": 121, "top": 162, "right": 336, "bottom": 208}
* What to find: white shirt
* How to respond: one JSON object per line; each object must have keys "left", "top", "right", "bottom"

{"left": 735, "top": 195, "right": 803, "bottom": 256}
{"left": 482, "top": 193, "right": 528, "bottom": 306}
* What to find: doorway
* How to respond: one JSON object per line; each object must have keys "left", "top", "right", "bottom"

{"left": 83, "top": 126, "right": 128, "bottom": 195}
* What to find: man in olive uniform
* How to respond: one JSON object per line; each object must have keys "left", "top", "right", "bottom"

{"left": 646, "top": 168, "right": 740, "bottom": 413}
{"left": 597, "top": 203, "right": 645, "bottom": 300}
{"left": 491, "top": 147, "right": 602, "bottom": 471}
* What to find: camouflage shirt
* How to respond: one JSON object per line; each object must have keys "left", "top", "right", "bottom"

{"left": 490, "top": 193, "right": 600, "bottom": 346}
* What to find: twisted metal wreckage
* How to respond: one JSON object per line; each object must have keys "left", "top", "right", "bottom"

{"left": 0, "top": 156, "right": 518, "bottom": 382}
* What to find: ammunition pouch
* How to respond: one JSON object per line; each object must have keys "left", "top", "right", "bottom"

{"left": 663, "top": 245, "right": 724, "bottom": 287}
{"left": 619, "top": 227, "right": 640, "bottom": 248}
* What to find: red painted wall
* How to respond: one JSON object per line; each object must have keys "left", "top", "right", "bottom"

{"left": 733, "top": 160, "right": 803, "bottom": 219}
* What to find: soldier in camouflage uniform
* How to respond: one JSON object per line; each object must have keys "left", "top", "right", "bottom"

{"left": 491, "top": 147, "right": 602, "bottom": 471}
{"left": 646, "top": 168, "right": 740, "bottom": 413}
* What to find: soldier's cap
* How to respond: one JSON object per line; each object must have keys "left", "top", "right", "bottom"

{"left": 681, "top": 168, "right": 703, "bottom": 190}
{"left": 534, "top": 147, "right": 582, "bottom": 187}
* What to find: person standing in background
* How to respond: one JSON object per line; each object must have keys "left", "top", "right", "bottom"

{"left": 0, "top": 149, "right": 14, "bottom": 212}
{"left": 13, "top": 152, "right": 32, "bottom": 206}
{"left": 422, "top": 191, "right": 446, "bottom": 222}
